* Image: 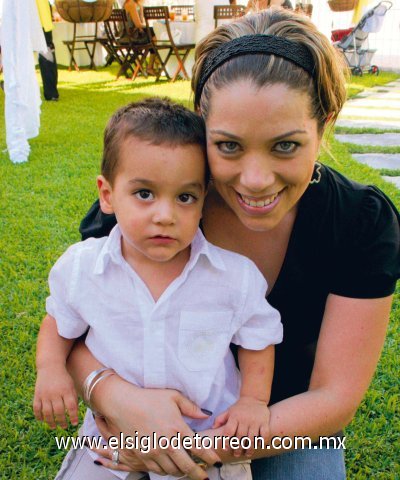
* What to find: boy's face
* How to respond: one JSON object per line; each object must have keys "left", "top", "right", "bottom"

{"left": 98, "top": 137, "right": 206, "bottom": 266}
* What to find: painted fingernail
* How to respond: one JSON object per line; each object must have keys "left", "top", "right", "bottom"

{"left": 94, "top": 460, "right": 102, "bottom": 466}
{"left": 214, "top": 461, "right": 223, "bottom": 468}
{"left": 201, "top": 408, "right": 213, "bottom": 416}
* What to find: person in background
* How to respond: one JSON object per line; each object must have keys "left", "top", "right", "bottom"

{"left": 124, "top": 0, "right": 157, "bottom": 76}
{"left": 246, "top": 0, "right": 293, "bottom": 13}
{"left": 35, "top": 0, "right": 59, "bottom": 101}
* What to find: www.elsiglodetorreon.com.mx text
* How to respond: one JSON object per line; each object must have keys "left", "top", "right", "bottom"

{"left": 55, "top": 432, "right": 346, "bottom": 452}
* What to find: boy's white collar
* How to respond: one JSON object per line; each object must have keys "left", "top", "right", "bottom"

{"left": 94, "top": 225, "right": 226, "bottom": 275}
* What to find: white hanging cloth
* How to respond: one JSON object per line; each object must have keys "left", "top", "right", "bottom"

{"left": 1, "top": 0, "right": 47, "bottom": 163}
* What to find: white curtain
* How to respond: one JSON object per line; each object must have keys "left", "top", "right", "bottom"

{"left": 1, "top": 0, "right": 47, "bottom": 163}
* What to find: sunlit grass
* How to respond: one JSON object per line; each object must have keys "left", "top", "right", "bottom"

{"left": 0, "top": 66, "right": 399, "bottom": 478}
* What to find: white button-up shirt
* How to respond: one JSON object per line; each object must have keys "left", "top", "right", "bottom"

{"left": 47, "top": 226, "right": 282, "bottom": 464}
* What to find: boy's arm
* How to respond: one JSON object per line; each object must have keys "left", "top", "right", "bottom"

{"left": 36, "top": 314, "right": 75, "bottom": 369}
{"left": 238, "top": 345, "right": 274, "bottom": 403}
{"left": 34, "top": 315, "right": 78, "bottom": 429}
{"left": 213, "top": 345, "right": 274, "bottom": 458}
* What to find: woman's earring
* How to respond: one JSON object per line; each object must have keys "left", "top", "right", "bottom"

{"left": 309, "top": 162, "right": 322, "bottom": 185}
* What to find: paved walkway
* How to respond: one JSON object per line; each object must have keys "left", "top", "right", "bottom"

{"left": 335, "top": 78, "right": 400, "bottom": 188}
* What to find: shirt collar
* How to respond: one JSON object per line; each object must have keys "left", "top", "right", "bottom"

{"left": 93, "top": 225, "right": 124, "bottom": 275}
{"left": 93, "top": 225, "right": 226, "bottom": 275}
{"left": 188, "top": 228, "right": 226, "bottom": 272}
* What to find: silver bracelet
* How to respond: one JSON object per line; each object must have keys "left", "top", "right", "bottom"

{"left": 87, "top": 371, "right": 116, "bottom": 409}
{"left": 82, "top": 367, "right": 110, "bottom": 406}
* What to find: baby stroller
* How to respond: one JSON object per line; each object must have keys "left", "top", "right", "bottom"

{"left": 332, "top": 1, "right": 393, "bottom": 76}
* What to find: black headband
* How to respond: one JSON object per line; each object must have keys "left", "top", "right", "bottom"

{"left": 195, "top": 34, "right": 315, "bottom": 107}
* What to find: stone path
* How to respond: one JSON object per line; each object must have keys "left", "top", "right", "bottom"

{"left": 335, "top": 79, "right": 400, "bottom": 187}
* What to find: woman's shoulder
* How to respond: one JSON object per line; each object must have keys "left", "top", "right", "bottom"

{"left": 307, "top": 164, "right": 400, "bottom": 297}
{"left": 311, "top": 163, "right": 399, "bottom": 225}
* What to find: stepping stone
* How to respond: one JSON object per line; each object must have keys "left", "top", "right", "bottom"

{"left": 340, "top": 107, "right": 400, "bottom": 119}
{"left": 346, "top": 99, "right": 400, "bottom": 108}
{"left": 372, "top": 94, "right": 400, "bottom": 101}
{"left": 352, "top": 153, "right": 400, "bottom": 170}
{"left": 382, "top": 176, "right": 400, "bottom": 189}
{"left": 335, "top": 133, "right": 400, "bottom": 146}
{"left": 336, "top": 119, "right": 400, "bottom": 130}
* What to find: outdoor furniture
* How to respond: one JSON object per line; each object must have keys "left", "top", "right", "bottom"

{"left": 55, "top": 0, "right": 114, "bottom": 70}
{"left": 170, "top": 5, "right": 195, "bottom": 20}
{"left": 143, "top": 6, "right": 195, "bottom": 82}
{"left": 63, "top": 23, "right": 99, "bottom": 70}
{"left": 152, "top": 19, "right": 196, "bottom": 46}
{"left": 101, "top": 9, "right": 151, "bottom": 79}
{"left": 213, "top": 5, "right": 246, "bottom": 28}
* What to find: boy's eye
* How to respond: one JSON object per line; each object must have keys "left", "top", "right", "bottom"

{"left": 274, "top": 141, "right": 298, "bottom": 154}
{"left": 217, "top": 141, "right": 240, "bottom": 154}
{"left": 134, "top": 190, "right": 154, "bottom": 201}
{"left": 178, "top": 193, "right": 196, "bottom": 204}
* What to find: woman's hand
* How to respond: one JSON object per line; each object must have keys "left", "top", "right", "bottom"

{"left": 90, "top": 416, "right": 147, "bottom": 474}
{"left": 91, "top": 375, "right": 221, "bottom": 479}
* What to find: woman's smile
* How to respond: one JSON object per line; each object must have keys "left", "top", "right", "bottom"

{"left": 236, "top": 188, "right": 284, "bottom": 214}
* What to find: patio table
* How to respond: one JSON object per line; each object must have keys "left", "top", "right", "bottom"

{"left": 152, "top": 19, "right": 196, "bottom": 46}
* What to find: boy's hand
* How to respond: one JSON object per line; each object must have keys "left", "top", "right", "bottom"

{"left": 33, "top": 364, "right": 79, "bottom": 429}
{"left": 212, "top": 396, "right": 270, "bottom": 458}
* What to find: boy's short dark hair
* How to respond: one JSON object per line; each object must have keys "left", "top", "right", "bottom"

{"left": 102, "top": 97, "right": 209, "bottom": 185}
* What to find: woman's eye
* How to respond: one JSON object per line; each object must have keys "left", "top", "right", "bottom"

{"left": 274, "top": 141, "right": 298, "bottom": 154}
{"left": 134, "top": 190, "right": 154, "bottom": 201}
{"left": 178, "top": 193, "right": 196, "bottom": 204}
{"left": 217, "top": 141, "right": 240, "bottom": 154}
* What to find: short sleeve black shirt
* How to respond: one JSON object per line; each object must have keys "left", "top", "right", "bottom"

{"left": 267, "top": 164, "right": 400, "bottom": 403}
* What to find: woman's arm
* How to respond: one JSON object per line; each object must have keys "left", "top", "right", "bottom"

{"left": 206, "top": 294, "right": 393, "bottom": 461}
{"left": 66, "top": 328, "right": 221, "bottom": 479}
{"left": 124, "top": 0, "right": 144, "bottom": 29}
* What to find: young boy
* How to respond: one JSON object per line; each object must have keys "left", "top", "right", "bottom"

{"left": 34, "top": 98, "right": 283, "bottom": 480}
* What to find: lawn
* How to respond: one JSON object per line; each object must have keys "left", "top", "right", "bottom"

{"left": 0, "top": 67, "right": 399, "bottom": 479}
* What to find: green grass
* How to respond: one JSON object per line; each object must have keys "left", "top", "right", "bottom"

{"left": 335, "top": 126, "right": 400, "bottom": 134}
{"left": 379, "top": 169, "right": 400, "bottom": 177}
{"left": 343, "top": 144, "right": 400, "bottom": 155}
{"left": 346, "top": 71, "right": 399, "bottom": 99}
{"left": 0, "top": 67, "right": 399, "bottom": 479}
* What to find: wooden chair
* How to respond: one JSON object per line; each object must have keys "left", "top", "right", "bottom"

{"left": 170, "top": 5, "right": 195, "bottom": 20}
{"left": 64, "top": 23, "right": 99, "bottom": 71}
{"left": 143, "top": 6, "right": 195, "bottom": 82}
{"left": 100, "top": 9, "right": 151, "bottom": 80}
{"left": 214, "top": 5, "right": 246, "bottom": 28}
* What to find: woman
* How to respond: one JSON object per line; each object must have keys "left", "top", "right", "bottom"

{"left": 246, "top": 0, "right": 293, "bottom": 13}
{"left": 60, "top": 8, "right": 399, "bottom": 480}
{"left": 124, "top": 0, "right": 156, "bottom": 76}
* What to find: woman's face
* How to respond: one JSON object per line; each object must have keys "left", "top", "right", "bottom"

{"left": 205, "top": 81, "right": 322, "bottom": 232}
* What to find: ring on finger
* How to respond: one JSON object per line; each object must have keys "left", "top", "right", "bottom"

{"left": 112, "top": 449, "right": 120, "bottom": 466}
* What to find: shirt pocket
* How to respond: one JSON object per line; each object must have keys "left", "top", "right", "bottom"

{"left": 178, "top": 311, "right": 232, "bottom": 372}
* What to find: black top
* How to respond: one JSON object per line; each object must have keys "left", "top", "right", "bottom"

{"left": 79, "top": 164, "right": 400, "bottom": 404}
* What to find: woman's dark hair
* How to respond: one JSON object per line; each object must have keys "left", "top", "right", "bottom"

{"left": 192, "top": 8, "right": 348, "bottom": 133}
